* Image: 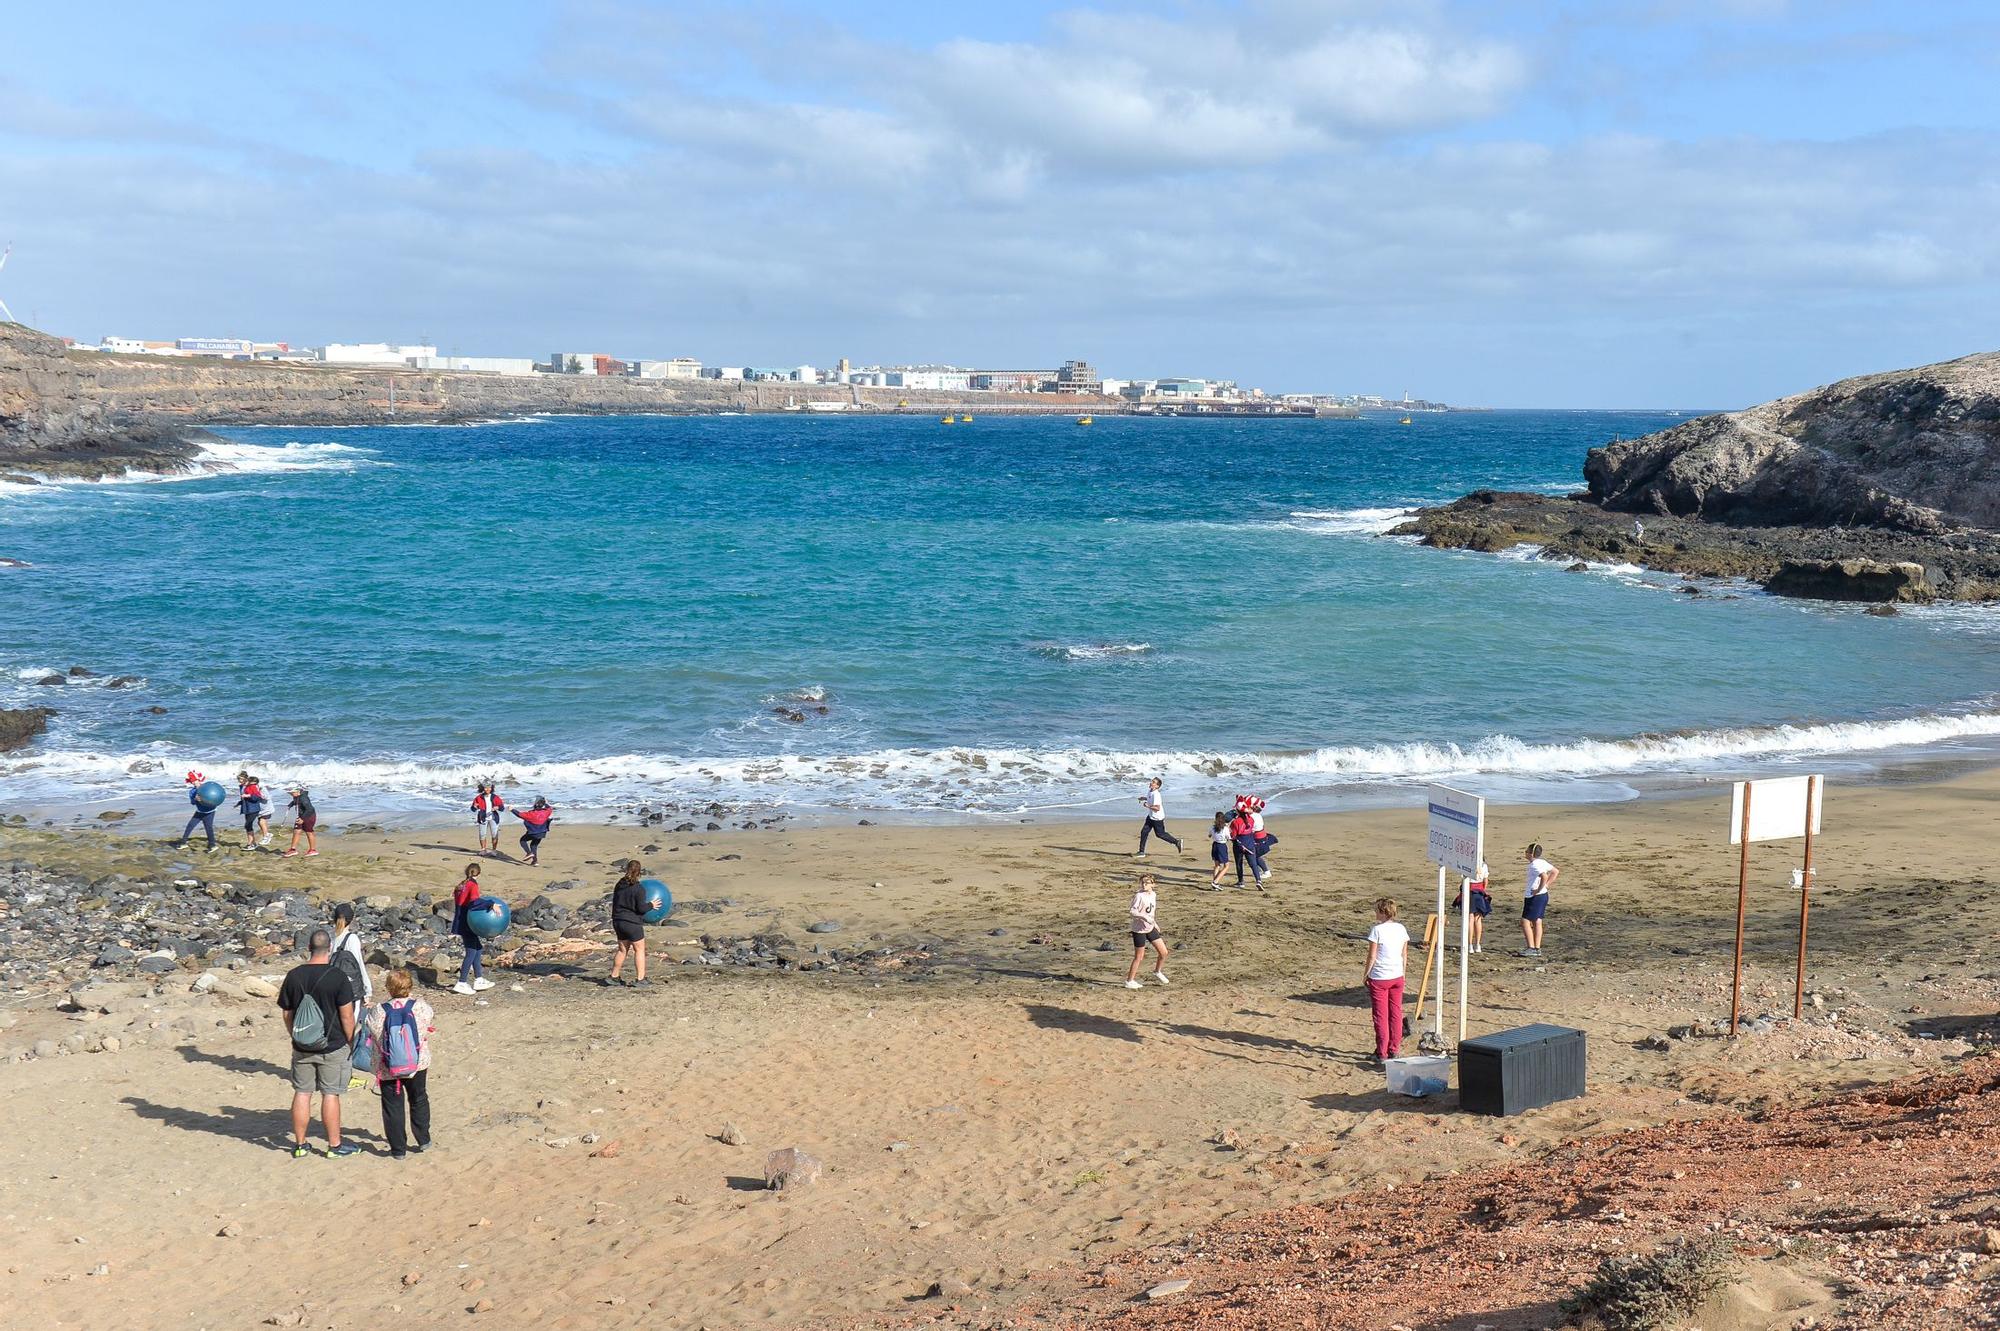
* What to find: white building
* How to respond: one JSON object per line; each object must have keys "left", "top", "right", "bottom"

{"left": 631, "top": 358, "right": 703, "bottom": 380}
{"left": 407, "top": 355, "right": 538, "bottom": 375}
{"left": 886, "top": 368, "right": 972, "bottom": 391}
{"left": 316, "top": 342, "right": 437, "bottom": 366}
{"left": 704, "top": 367, "right": 745, "bottom": 381}
{"left": 792, "top": 365, "right": 818, "bottom": 383}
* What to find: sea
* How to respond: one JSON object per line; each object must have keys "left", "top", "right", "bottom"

{"left": 3, "top": 411, "right": 1998, "bottom": 826}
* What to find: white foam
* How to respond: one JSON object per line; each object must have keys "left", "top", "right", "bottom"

{"left": 1280, "top": 506, "right": 1415, "bottom": 535}
{"left": 0, "top": 440, "right": 383, "bottom": 499}
{"left": 1033, "top": 643, "right": 1155, "bottom": 662}
{"left": 9, "top": 707, "right": 1999, "bottom": 815}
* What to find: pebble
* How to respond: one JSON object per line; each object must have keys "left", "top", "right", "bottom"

{"left": 470, "top": 1298, "right": 494, "bottom": 1314}
{"left": 764, "top": 1146, "right": 822, "bottom": 1191}
{"left": 217, "top": 1223, "right": 242, "bottom": 1238}
{"left": 1145, "top": 1279, "right": 1191, "bottom": 1300}
{"left": 925, "top": 1274, "right": 974, "bottom": 1299}
{"left": 719, "top": 1121, "right": 748, "bottom": 1146}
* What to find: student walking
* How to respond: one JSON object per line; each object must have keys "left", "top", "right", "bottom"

{"left": 1135, "top": 778, "right": 1182, "bottom": 857}
{"left": 174, "top": 770, "right": 219, "bottom": 853}
{"left": 472, "top": 782, "right": 506, "bottom": 855}
{"left": 236, "top": 771, "right": 272, "bottom": 848}
{"left": 1520, "top": 843, "right": 1559, "bottom": 957}
{"left": 1229, "top": 804, "right": 1265, "bottom": 889}
{"left": 281, "top": 785, "right": 318, "bottom": 858}
{"left": 1207, "top": 811, "right": 1232, "bottom": 888}
{"left": 1363, "top": 897, "right": 1411, "bottom": 1064}
{"left": 450, "top": 863, "right": 493, "bottom": 995}
{"left": 513, "top": 797, "right": 553, "bottom": 866}
{"left": 609, "top": 860, "right": 649, "bottom": 985}
{"left": 1124, "top": 874, "right": 1170, "bottom": 988}
{"left": 277, "top": 928, "right": 360, "bottom": 1157}
{"left": 366, "top": 969, "right": 434, "bottom": 1158}
{"left": 1452, "top": 860, "right": 1492, "bottom": 953}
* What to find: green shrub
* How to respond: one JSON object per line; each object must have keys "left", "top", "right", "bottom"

{"left": 1558, "top": 1237, "right": 1739, "bottom": 1331}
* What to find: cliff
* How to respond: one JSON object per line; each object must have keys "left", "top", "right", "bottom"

{"left": 1583, "top": 352, "right": 2000, "bottom": 534}
{"left": 1398, "top": 351, "right": 2000, "bottom": 602}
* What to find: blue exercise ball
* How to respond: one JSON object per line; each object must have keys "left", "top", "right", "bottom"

{"left": 465, "top": 897, "right": 512, "bottom": 939}
{"left": 193, "top": 780, "right": 227, "bottom": 811}
{"left": 640, "top": 878, "right": 673, "bottom": 924}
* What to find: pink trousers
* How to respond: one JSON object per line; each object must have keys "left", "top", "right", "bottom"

{"left": 1368, "top": 977, "right": 1405, "bottom": 1060}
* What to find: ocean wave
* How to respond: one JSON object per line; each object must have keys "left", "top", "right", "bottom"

{"left": 9, "top": 708, "right": 2000, "bottom": 815}
{"left": 1278, "top": 506, "right": 1415, "bottom": 535}
{"left": 1032, "top": 642, "right": 1155, "bottom": 662}
{"left": 0, "top": 441, "right": 383, "bottom": 498}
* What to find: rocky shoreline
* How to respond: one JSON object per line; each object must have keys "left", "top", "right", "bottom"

{"left": 1394, "top": 490, "right": 2000, "bottom": 602}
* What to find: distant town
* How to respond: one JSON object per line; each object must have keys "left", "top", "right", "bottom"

{"left": 66, "top": 334, "right": 1454, "bottom": 413}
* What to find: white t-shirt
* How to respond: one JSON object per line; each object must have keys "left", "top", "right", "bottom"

{"left": 1249, "top": 810, "right": 1265, "bottom": 833}
{"left": 1144, "top": 788, "right": 1164, "bottom": 821}
{"left": 1210, "top": 824, "right": 1231, "bottom": 845}
{"left": 1526, "top": 857, "right": 1555, "bottom": 899}
{"left": 1366, "top": 920, "right": 1410, "bottom": 981}
{"left": 334, "top": 929, "right": 372, "bottom": 1002}
{"left": 1129, "top": 889, "right": 1158, "bottom": 933}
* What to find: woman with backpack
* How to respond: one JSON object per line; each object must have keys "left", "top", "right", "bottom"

{"left": 364, "top": 969, "right": 434, "bottom": 1158}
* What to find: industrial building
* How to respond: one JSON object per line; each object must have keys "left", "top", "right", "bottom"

{"left": 316, "top": 342, "right": 438, "bottom": 365}
{"left": 408, "top": 355, "right": 538, "bottom": 375}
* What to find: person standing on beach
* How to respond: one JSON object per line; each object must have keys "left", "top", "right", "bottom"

{"left": 609, "top": 860, "right": 649, "bottom": 985}
{"left": 472, "top": 782, "right": 505, "bottom": 855}
{"left": 1248, "top": 797, "right": 1276, "bottom": 883}
{"left": 1229, "top": 803, "right": 1265, "bottom": 889}
{"left": 1135, "top": 778, "right": 1182, "bottom": 858}
{"left": 1521, "top": 843, "right": 1559, "bottom": 957}
{"left": 1452, "top": 861, "right": 1492, "bottom": 954}
{"left": 236, "top": 771, "right": 271, "bottom": 848}
{"left": 281, "top": 785, "right": 318, "bottom": 858}
{"left": 174, "top": 770, "right": 219, "bottom": 854}
{"left": 1208, "top": 811, "right": 1232, "bottom": 888}
{"left": 450, "top": 863, "right": 493, "bottom": 995}
{"left": 1362, "top": 897, "right": 1410, "bottom": 1064}
{"left": 1124, "top": 874, "right": 1170, "bottom": 988}
{"left": 365, "top": 969, "right": 434, "bottom": 1159}
{"left": 513, "top": 797, "right": 553, "bottom": 866}
{"left": 277, "top": 928, "right": 359, "bottom": 1157}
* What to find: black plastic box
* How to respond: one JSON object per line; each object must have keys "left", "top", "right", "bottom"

{"left": 1458, "top": 1023, "right": 1585, "bottom": 1116}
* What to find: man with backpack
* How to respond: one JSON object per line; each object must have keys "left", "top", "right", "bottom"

{"left": 277, "top": 928, "right": 360, "bottom": 1158}
{"left": 363, "top": 969, "right": 435, "bottom": 1158}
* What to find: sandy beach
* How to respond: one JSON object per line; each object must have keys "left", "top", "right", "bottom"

{"left": 2, "top": 774, "right": 1996, "bottom": 1330}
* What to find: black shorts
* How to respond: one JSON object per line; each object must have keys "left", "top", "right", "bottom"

{"left": 1131, "top": 929, "right": 1162, "bottom": 948}
{"left": 1466, "top": 891, "right": 1492, "bottom": 917}
{"left": 1210, "top": 843, "right": 1228, "bottom": 865}
{"left": 614, "top": 921, "right": 645, "bottom": 943}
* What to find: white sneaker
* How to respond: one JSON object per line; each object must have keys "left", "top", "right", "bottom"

{"left": 1133, "top": 853, "right": 1148, "bottom": 860}
{"left": 1154, "top": 972, "right": 1170, "bottom": 985}
{"left": 472, "top": 977, "right": 495, "bottom": 991}
{"left": 258, "top": 834, "right": 272, "bottom": 847}
{"left": 452, "top": 982, "right": 476, "bottom": 995}
{"left": 1124, "top": 979, "right": 1143, "bottom": 989}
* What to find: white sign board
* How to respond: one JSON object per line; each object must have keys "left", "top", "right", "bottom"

{"left": 1729, "top": 775, "right": 1824, "bottom": 844}
{"left": 1427, "top": 784, "right": 1485, "bottom": 877}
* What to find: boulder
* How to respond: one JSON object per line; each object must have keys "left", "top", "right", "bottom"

{"left": 764, "top": 1147, "right": 822, "bottom": 1191}
{"left": 0, "top": 707, "right": 55, "bottom": 752}
{"left": 1763, "top": 558, "right": 1932, "bottom": 603}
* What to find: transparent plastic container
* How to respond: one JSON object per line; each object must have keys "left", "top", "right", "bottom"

{"left": 1384, "top": 1054, "right": 1452, "bottom": 1098}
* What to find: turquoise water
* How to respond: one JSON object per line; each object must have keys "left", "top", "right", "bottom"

{"left": 3, "top": 411, "right": 1998, "bottom": 821}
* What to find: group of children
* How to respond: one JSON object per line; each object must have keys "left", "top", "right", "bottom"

{"left": 472, "top": 781, "right": 555, "bottom": 864}
{"left": 173, "top": 770, "right": 318, "bottom": 856}
{"left": 1121, "top": 780, "right": 1565, "bottom": 1063}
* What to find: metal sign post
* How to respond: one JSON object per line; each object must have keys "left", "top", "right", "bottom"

{"left": 1727, "top": 775, "right": 1826, "bottom": 1036}
{"left": 1426, "top": 784, "right": 1485, "bottom": 1047}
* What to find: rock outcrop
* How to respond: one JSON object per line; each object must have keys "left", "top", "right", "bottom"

{"left": 0, "top": 707, "right": 55, "bottom": 752}
{"left": 1584, "top": 352, "right": 2000, "bottom": 534}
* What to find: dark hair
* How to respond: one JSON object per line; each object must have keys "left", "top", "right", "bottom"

{"left": 1526, "top": 843, "right": 1544, "bottom": 859}
{"left": 332, "top": 902, "right": 354, "bottom": 927}
{"left": 533, "top": 796, "right": 549, "bottom": 809}
{"left": 464, "top": 862, "right": 481, "bottom": 879}
{"left": 620, "top": 859, "right": 643, "bottom": 883}
{"left": 307, "top": 927, "right": 332, "bottom": 956}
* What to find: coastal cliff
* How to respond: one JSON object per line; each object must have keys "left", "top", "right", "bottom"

{"left": 1399, "top": 352, "right": 2000, "bottom": 602}
{"left": 1, "top": 321, "right": 1107, "bottom": 481}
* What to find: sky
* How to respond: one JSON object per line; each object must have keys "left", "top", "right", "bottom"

{"left": 1, "top": 0, "right": 1996, "bottom": 407}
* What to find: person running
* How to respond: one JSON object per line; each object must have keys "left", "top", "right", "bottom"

{"left": 1207, "top": 811, "right": 1232, "bottom": 888}
{"left": 173, "top": 770, "right": 220, "bottom": 854}
{"left": 609, "top": 860, "right": 649, "bottom": 986}
{"left": 472, "top": 782, "right": 505, "bottom": 855}
{"left": 1363, "top": 897, "right": 1411, "bottom": 1065}
{"left": 513, "top": 797, "right": 553, "bottom": 866}
{"left": 236, "top": 771, "right": 272, "bottom": 848}
{"left": 450, "top": 863, "right": 492, "bottom": 995}
{"left": 365, "top": 969, "right": 435, "bottom": 1159}
{"left": 1452, "top": 861, "right": 1493, "bottom": 954}
{"left": 1521, "top": 843, "right": 1560, "bottom": 957}
{"left": 277, "top": 928, "right": 359, "bottom": 1157}
{"left": 1124, "top": 874, "right": 1169, "bottom": 988}
{"left": 281, "top": 785, "right": 318, "bottom": 858}
{"left": 1135, "top": 778, "right": 1182, "bottom": 858}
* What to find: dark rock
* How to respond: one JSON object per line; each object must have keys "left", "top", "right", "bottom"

{"left": 1763, "top": 558, "right": 1933, "bottom": 603}
{"left": 0, "top": 707, "right": 56, "bottom": 752}
{"left": 145, "top": 705, "right": 168, "bottom": 714}
{"left": 105, "top": 675, "right": 142, "bottom": 688}
{"left": 93, "top": 944, "right": 134, "bottom": 967}
{"left": 67, "top": 665, "right": 97, "bottom": 678}
{"left": 1566, "top": 561, "right": 1589, "bottom": 572}
{"left": 137, "top": 955, "right": 176, "bottom": 974}
{"left": 35, "top": 674, "right": 64, "bottom": 686}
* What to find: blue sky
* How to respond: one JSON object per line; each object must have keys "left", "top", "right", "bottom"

{"left": 2, "top": 0, "right": 1995, "bottom": 406}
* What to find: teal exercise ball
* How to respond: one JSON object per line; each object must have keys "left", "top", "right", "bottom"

{"left": 193, "top": 780, "right": 227, "bottom": 811}
{"left": 465, "top": 897, "right": 512, "bottom": 938}
{"left": 640, "top": 878, "right": 672, "bottom": 924}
